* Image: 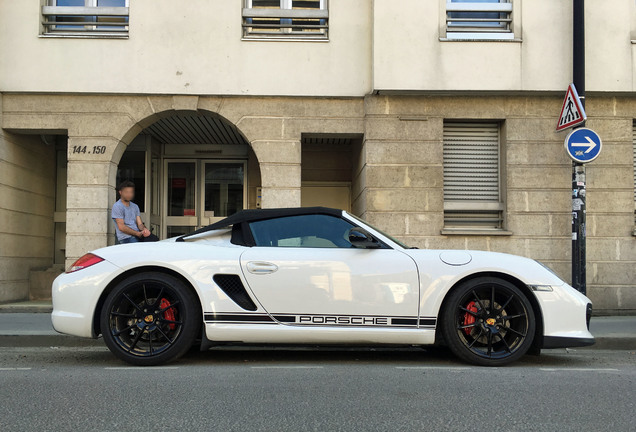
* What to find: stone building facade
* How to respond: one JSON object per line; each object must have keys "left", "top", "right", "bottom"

{"left": 1, "top": 0, "right": 635, "bottom": 311}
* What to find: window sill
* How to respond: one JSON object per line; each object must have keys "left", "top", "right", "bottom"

{"left": 441, "top": 229, "right": 513, "bottom": 236}
{"left": 241, "top": 36, "right": 328, "bottom": 42}
{"left": 39, "top": 33, "right": 128, "bottom": 39}
{"left": 440, "top": 37, "right": 521, "bottom": 43}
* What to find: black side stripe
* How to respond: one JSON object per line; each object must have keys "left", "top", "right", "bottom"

{"left": 204, "top": 314, "right": 274, "bottom": 323}
{"left": 392, "top": 318, "right": 418, "bottom": 326}
{"left": 273, "top": 315, "right": 296, "bottom": 323}
{"left": 204, "top": 313, "right": 437, "bottom": 328}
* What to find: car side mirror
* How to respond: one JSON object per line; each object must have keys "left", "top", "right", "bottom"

{"left": 348, "top": 227, "right": 381, "bottom": 249}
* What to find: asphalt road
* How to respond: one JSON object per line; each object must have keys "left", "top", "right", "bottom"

{"left": 0, "top": 345, "right": 634, "bottom": 432}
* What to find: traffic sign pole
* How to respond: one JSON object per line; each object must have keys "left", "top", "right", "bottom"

{"left": 562, "top": 131, "right": 602, "bottom": 299}
{"left": 571, "top": 164, "right": 586, "bottom": 294}
{"left": 572, "top": 0, "right": 586, "bottom": 295}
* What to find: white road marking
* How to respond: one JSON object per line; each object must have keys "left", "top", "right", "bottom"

{"left": 0, "top": 367, "right": 32, "bottom": 371}
{"left": 250, "top": 366, "right": 324, "bottom": 369}
{"left": 395, "top": 366, "right": 473, "bottom": 371}
{"left": 540, "top": 368, "right": 619, "bottom": 372}
{"left": 104, "top": 366, "right": 179, "bottom": 370}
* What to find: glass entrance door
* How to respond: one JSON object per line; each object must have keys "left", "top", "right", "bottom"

{"left": 163, "top": 160, "right": 246, "bottom": 238}
{"left": 164, "top": 160, "right": 198, "bottom": 238}
{"left": 202, "top": 161, "right": 245, "bottom": 225}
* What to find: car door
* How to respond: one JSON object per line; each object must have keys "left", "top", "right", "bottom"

{"left": 239, "top": 214, "right": 420, "bottom": 325}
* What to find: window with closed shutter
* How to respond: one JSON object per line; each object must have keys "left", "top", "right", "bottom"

{"left": 446, "top": 0, "right": 514, "bottom": 41}
{"left": 443, "top": 122, "right": 504, "bottom": 230}
{"left": 243, "top": 0, "right": 328, "bottom": 40}
{"left": 42, "top": 0, "right": 129, "bottom": 37}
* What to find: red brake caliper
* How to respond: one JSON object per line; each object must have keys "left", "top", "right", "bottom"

{"left": 463, "top": 301, "right": 478, "bottom": 335}
{"left": 159, "top": 298, "right": 176, "bottom": 330}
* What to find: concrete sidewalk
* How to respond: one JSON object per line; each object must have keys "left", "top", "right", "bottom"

{"left": 587, "top": 316, "right": 636, "bottom": 350}
{"left": 0, "top": 300, "right": 53, "bottom": 314}
{"left": 0, "top": 312, "right": 102, "bottom": 347}
{"left": 0, "top": 301, "right": 100, "bottom": 346}
{"left": 0, "top": 305, "right": 634, "bottom": 350}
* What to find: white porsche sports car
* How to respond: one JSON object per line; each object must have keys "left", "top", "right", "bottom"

{"left": 52, "top": 207, "right": 594, "bottom": 366}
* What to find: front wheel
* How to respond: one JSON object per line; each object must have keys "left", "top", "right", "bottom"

{"left": 100, "top": 272, "right": 201, "bottom": 366}
{"left": 441, "top": 277, "right": 535, "bottom": 366}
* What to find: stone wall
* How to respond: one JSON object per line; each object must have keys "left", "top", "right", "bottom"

{"left": 360, "top": 94, "right": 635, "bottom": 313}
{"left": 0, "top": 94, "right": 56, "bottom": 302}
{"left": 1, "top": 92, "right": 634, "bottom": 311}
{"left": 1, "top": 94, "right": 365, "bottom": 270}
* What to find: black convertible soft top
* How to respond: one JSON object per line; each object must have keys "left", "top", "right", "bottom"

{"left": 175, "top": 206, "right": 343, "bottom": 242}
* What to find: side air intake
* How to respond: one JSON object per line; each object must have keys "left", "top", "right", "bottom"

{"left": 212, "top": 274, "right": 258, "bottom": 311}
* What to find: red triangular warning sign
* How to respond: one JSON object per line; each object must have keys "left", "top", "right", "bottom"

{"left": 556, "top": 83, "right": 587, "bottom": 131}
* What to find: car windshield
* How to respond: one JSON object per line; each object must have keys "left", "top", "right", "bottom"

{"left": 345, "top": 212, "right": 411, "bottom": 249}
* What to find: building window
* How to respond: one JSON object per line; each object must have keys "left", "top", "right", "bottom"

{"left": 42, "top": 0, "right": 129, "bottom": 38}
{"left": 443, "top": 122, "right": 505, "bottom": 232}
{"left": 242, "top": 0, "right": 328, "bottom": 40}
{"left": 445, "top": 0, "right": 513, "bottom": 41}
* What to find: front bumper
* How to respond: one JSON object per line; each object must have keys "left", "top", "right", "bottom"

{"left": 542, "top": 335, "right": 595, "bottom": 349}
{"left": 534, "top": 283, "right": 595, "bottom": 349}
{"left": 51, "top": 259, "right": 121, "bottom": 338}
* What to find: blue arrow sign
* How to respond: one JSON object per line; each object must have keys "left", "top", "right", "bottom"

{"left": 564, "top": 128, "right": 602, "bottom": 163}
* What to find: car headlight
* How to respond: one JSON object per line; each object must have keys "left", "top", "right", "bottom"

{"left": 535, "top": 260, "right": 560, "bottom": 277}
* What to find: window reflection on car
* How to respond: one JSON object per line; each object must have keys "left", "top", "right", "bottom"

{"left": 249, "top": 214, "right": 355, "bottom": 248}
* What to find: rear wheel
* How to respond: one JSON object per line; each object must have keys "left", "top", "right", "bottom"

{"left": 100, "top": 272, "right": 201, "bottom": 366}
{"left": 441, "top": 277, "right": 535, "bottom": 366}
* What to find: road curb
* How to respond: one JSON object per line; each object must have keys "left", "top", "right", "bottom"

{"left": 0, "top": 306, "right": 53, "bottom": 314}
{"left": 580, "top": 337, "right": 636, "bottom": 351}
{"left": 0, "top": 300, "right": 53, "bottom": 314}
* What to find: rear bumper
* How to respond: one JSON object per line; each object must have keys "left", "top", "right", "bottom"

{"left": 542, "top": 335, "right": 595, "bottom": 349}
{"left": 51, "top": 259, "right": 121, "bottom": 338}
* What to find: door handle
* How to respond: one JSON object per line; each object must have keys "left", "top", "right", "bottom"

{"left": 246, "top": 261, "right": 278, "bottom": 274}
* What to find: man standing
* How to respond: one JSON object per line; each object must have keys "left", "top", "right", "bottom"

{"left": 112, "top": 180, "right": 151, "bottom": 244}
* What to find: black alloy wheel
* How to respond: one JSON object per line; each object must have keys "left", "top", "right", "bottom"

{"left": 100, "top": 272, "right": 200, "bottom": 366}
{"left": 441, "top": 277, "right": 535, "bottom": 366}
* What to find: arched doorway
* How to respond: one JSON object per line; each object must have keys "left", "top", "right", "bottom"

{"left": 116, "top": 111, "right": 261, "bottom": 240}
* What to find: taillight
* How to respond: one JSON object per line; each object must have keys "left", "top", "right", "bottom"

{"left": 66, "top": 253, "right": 104, "bottom": 273}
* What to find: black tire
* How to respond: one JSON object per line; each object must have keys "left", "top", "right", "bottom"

{"left": 441, "top": 277, "right": 535, "bottom": 366}
{"left": 100, "top": 272, "right": 201, "bottom": 366}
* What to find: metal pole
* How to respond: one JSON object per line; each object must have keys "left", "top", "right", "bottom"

{"left": 572, "top": 0, "right": 586, "bottom": 294}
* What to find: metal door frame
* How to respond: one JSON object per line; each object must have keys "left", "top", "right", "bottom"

{"left": 162, "top": 158, "right": 247, "bottom": 238}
